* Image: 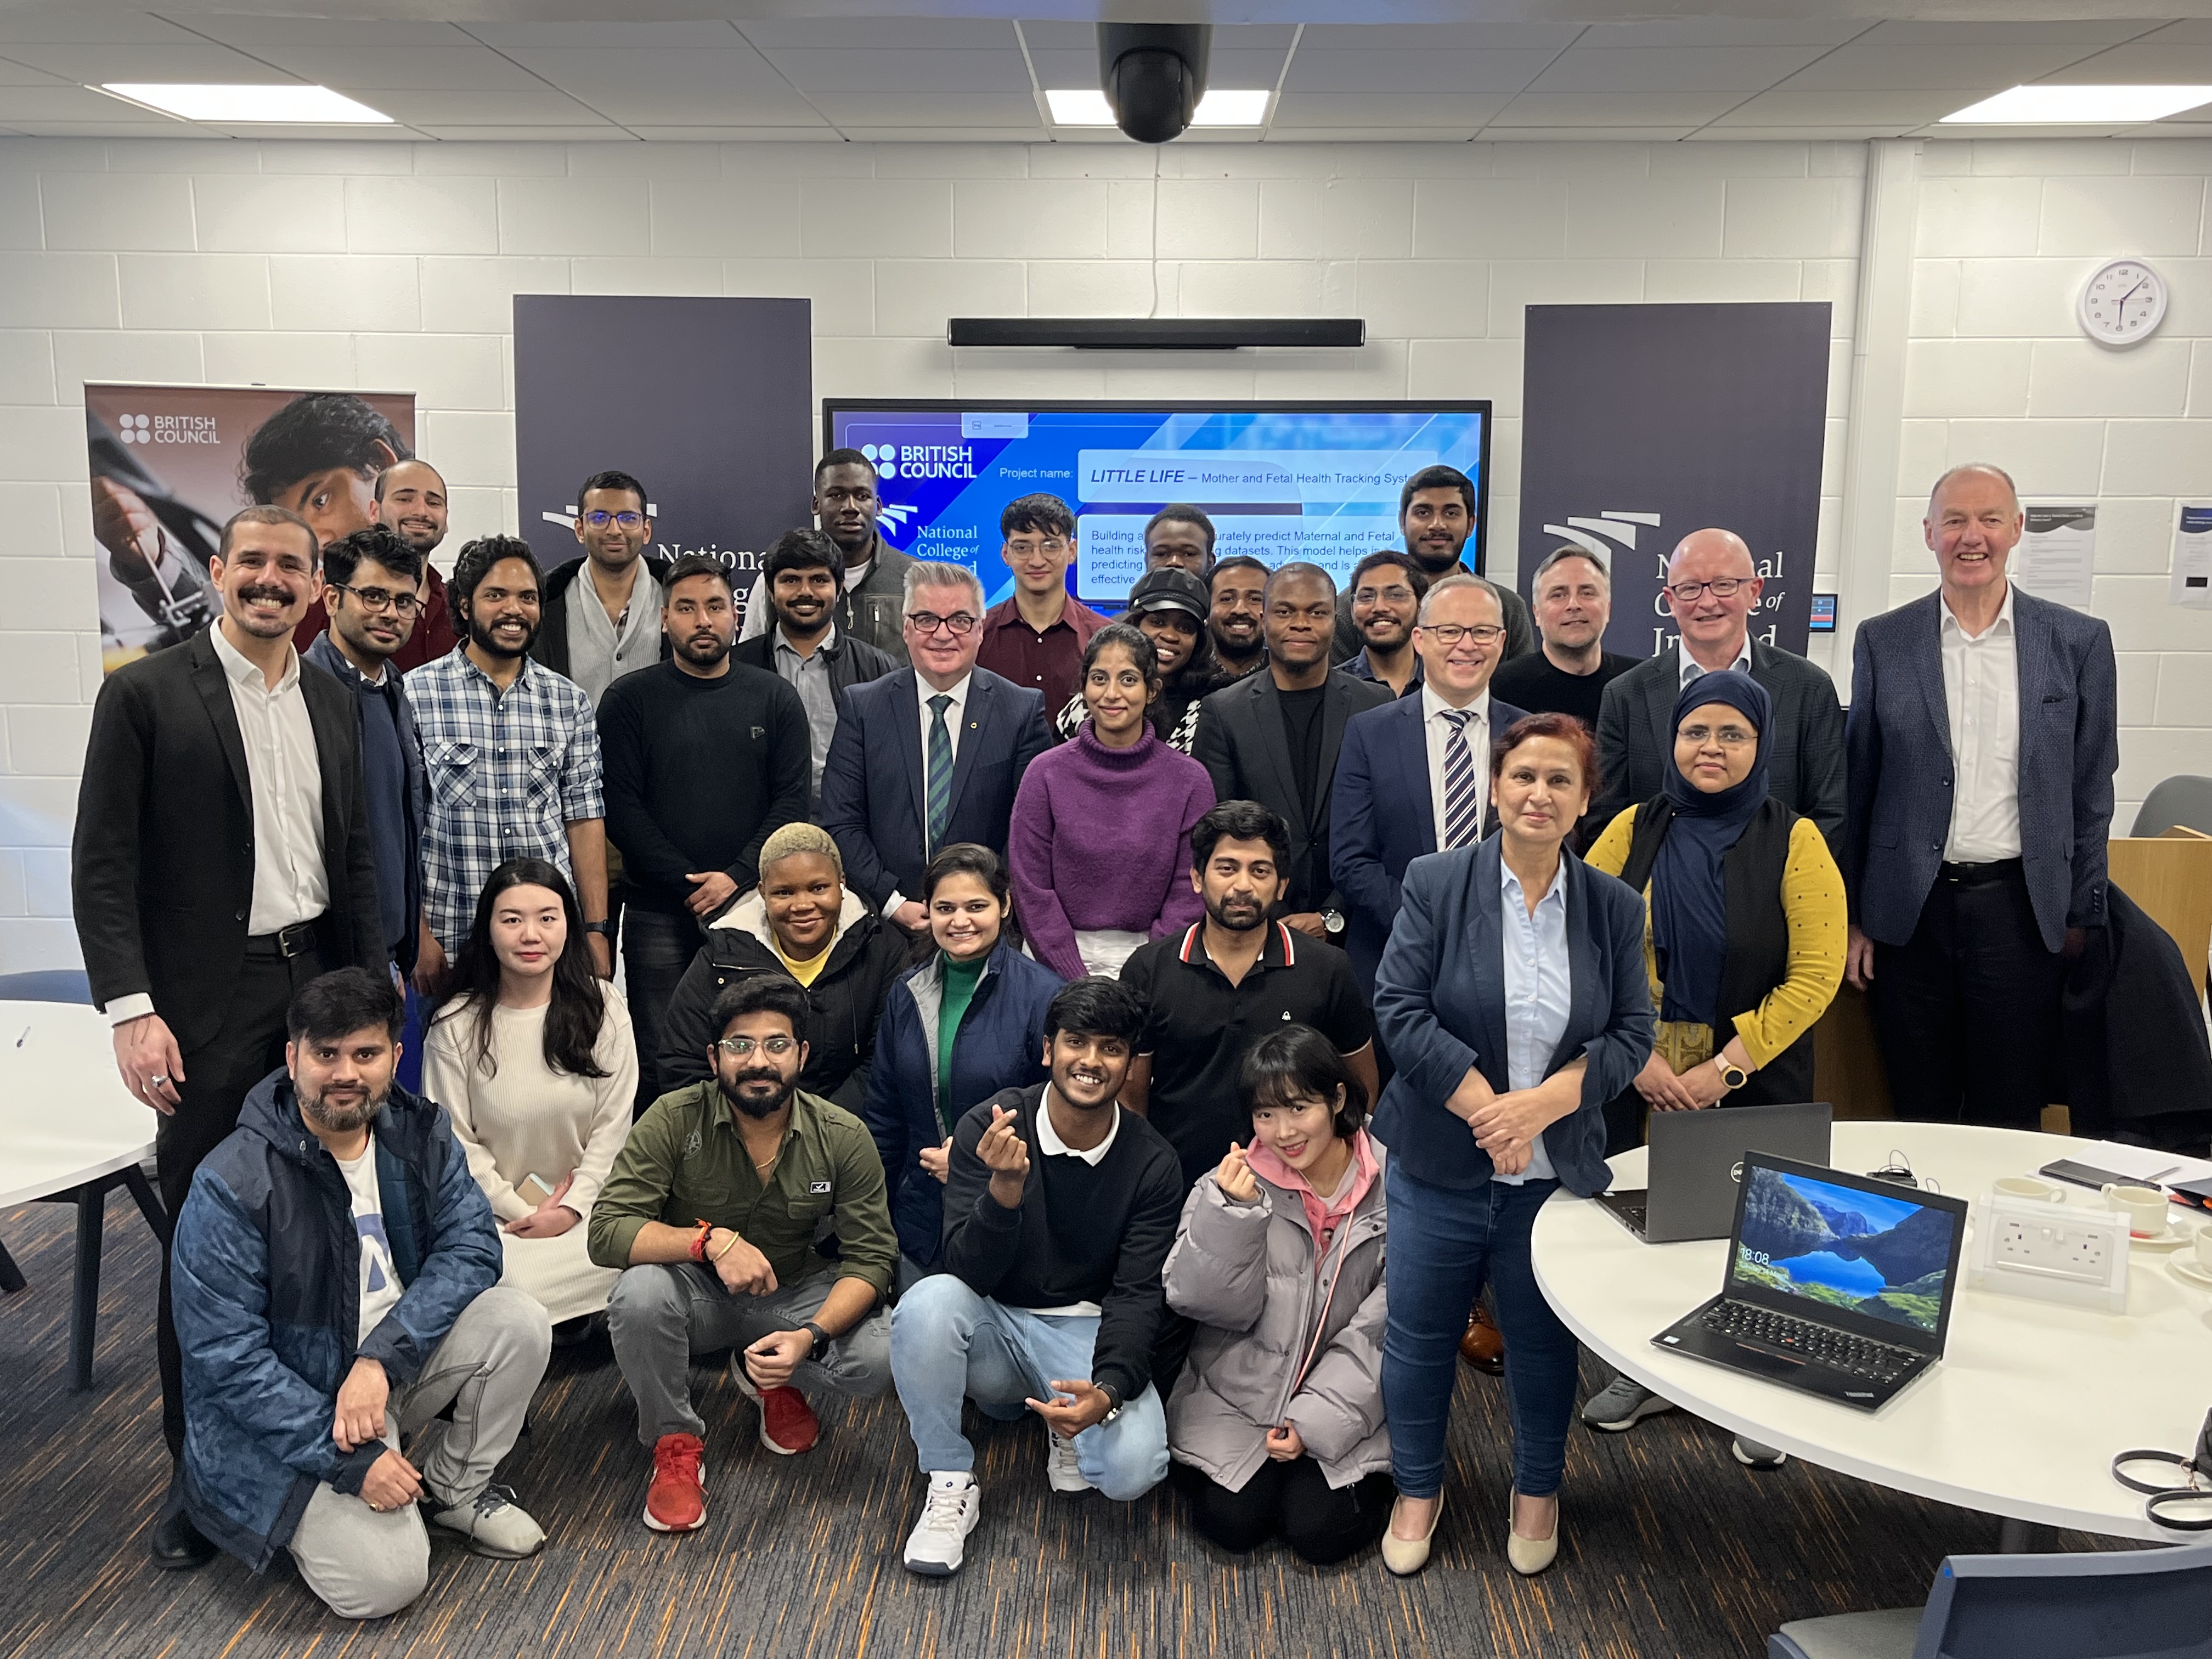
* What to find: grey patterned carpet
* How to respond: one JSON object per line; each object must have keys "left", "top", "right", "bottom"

{"left": 0, "top": 1191, "right": 2107, "bottom": 1659}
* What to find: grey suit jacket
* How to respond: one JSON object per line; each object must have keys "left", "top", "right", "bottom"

{"left": 1843, "top": 588, "right": 2118, "bottom": 953}
{"left": 1593, "top": 639, "right": 1847, "bottom": 855}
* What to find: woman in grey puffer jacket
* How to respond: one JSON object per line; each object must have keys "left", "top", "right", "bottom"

{"left": 1162, "top": 1026, "right": 1392, "bottom": 1565}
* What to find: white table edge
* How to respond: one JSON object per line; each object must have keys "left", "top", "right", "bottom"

{"left": 0, "top": 1141, "right": 157, "bottom": 1212}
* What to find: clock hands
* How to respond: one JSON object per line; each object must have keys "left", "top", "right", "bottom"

{"left": 2113, "top": 275, "right": 2147, "bottom": 328}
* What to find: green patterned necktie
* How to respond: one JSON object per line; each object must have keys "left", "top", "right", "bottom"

{"left": 926, "top": 693, "right": 955, "bottom": 851}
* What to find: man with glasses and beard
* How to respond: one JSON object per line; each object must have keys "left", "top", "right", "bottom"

{"left": 893, "top": 977, "right": 1182, "bottom": 1577}
{"left": 404, "top": 535, "right": 611, "bottom": 991}
{"left": 1119, "top": 802, "right": 1376, "bottom": 1192}
{"left": 597, "top": 556, "right": 812, "bottom": 1114}
{"left": 592, "top": 975, "right": 898, "bottom": 1533}
{"left": 167, "top": 968, "right": 550, "bottom": 1618}
{"left": 74, "top": 504, "right": 387, "bottom": 1571}
{"left": 533, "top": 469, "right": 675, "bottom": 708}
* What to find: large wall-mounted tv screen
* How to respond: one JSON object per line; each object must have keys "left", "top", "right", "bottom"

{"left": 823, "top": 400, "right": 1492, "bottom": 611}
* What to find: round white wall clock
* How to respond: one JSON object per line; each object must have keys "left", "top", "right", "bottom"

{"left": 2077, "top": 258, "right": 2168, "bottom": 347}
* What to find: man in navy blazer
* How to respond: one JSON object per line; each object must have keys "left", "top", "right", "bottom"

{"left": 1332, "top": 574, "right": 1528, "bottom": 990}
{"left": 819, "top": 562, "right": 1052, "bottom": 935}
{"left": 1843, "top": 463, "right": 2119, "bottom": 1127}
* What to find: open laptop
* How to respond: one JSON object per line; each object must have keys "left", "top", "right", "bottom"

{"left": 1597, "top": 1102, "right": 1833, "bottom": 1243}
{"left": 1651, "top": 1152, "right": 1970, "bottom": 1412}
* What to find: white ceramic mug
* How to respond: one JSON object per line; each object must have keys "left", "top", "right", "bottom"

{"left": 1994, "top": 1176, "right": 2062, "bottom": 1204}
{"left": 2101, "top": 1183, "right": 2169, "bottom": 1239}
{"left": 2193, "top": 1224, "right": 2212, "bottom": 1274}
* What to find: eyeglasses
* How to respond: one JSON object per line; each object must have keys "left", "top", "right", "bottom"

{"left": 583, "top": 509, "right": 644, "bottom": 530}
{"left": 331, "top": 583, "right": 422, "bottom": 618}
{"left": 1353, "top": 585, "right": 1418, "bottom": 606}
{"left": 906, "top": 611, "right": 978, "bottom": 637}
{"left": 1007, "top": 538, "right": 1070, "bottom": 557}
{"left": 716, "top": 1035, "right": 798, "bottom": 1059}
{"left": 1666, "top": 577, "right": 1748, "bottom": 602}
{"left": 1419, "top": 623, "right": 1505, "bottom": 647}
{"left": 1676, "top": 723, "right": 1757, "bottom": 748}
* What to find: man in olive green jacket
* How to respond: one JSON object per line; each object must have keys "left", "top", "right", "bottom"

{"left": 591, "top": 975, "right": 898, "bottom": 1534}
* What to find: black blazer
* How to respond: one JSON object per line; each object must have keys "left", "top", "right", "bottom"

{"left": 730, "top": 628, "right": 900, "bottom": 699}
{"left": 817, "top": 666, "right": 1053, "bottom": 912}
{"left": 1193, "top": 668, "right": 1393, "bottom": 916}
{"left": 71, "top": 628, "right": 384, "bottom": 1051}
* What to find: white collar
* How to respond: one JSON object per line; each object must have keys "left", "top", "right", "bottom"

{"left": 212, "top": 622, "right": 300, "bottom": 695}
{"left": 1500, "top": 851, "right": 1567, "bottom": 911}
{"left": 1421, "top": 683, "right": 1491, "bottom": 727}
{"left": 1032, "top": 1087, "right": 1119, "bottom": 1166}
{"left": 1939, "top": 580, "right": 2015, "bottom": 642}
{"left": 919, "top": 671, "right": 973, "bottom": 709}
{"left": 1679, "top": 635, "right": 1752, "bottom": 687}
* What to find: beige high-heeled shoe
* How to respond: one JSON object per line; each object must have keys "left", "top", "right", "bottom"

{"left": 1505, "top": 1492, "right": 1559, "bottom": 1576}
{"left": 1381, "top": 1491, "right": 1444, "bottom": 1577}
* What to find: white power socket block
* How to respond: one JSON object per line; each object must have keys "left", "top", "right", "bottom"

{"left": 1968, "top": 1191, "right": 2130, "bottom": 1313}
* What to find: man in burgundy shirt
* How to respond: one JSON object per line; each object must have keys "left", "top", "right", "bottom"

{"left": 975, "top": 494, "right": 1109, "bottom": 739}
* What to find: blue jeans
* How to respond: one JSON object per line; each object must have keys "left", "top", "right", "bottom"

{"left": 889, "top": 1274, "right": 1169, "bottom": 1502}
{"left": 1381, "top": 1161, "right": 1578, "bottom": 1501}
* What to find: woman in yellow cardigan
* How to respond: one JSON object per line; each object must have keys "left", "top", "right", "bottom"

{"left": 1579, "top": 669, "right": 1845, "bottom": 1451}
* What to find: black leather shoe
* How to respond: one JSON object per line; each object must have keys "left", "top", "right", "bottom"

{"left": 149, "top": 1507, "right": 217, "bottom": 1571}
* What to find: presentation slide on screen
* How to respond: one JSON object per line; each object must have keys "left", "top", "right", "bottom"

{"left": 826, "top": 405, "right": 1487, "bottom": 609}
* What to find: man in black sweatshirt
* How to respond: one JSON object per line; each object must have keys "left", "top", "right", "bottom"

{"left": 890, "top": 978, "right": 1181, "bottom": 1576}
{"left": 597, "top": 555, "right": 811, "bottom": 1113}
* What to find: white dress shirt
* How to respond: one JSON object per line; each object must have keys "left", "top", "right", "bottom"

{"left": 213, "top": 624, "right": 329, "bottom": 936}
{"left": 1679, "top": 634, "right": 1752, "bottom": 689}
{"left": 1493, "top": 854, "right": 1568, "bottom": 1186}
{"left": 1939, "top": 582, "right": 2022, "bottom": 863}
{"left": 884, "top": 670, "right": 974, "bottom": 919}
{"left": 1421, "top": 684, "right": 1492, "bottom": 850}
{"left": 1027, "top": 1086, "right": 1121, "bottom": 1316}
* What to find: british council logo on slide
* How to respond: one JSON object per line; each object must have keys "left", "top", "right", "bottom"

{"left": 115, "top": 411, "right": 219, "bottom": 446}
{"left": 117, "top": 414, "right": 151, "bottom": 444}
{"left": 860, "top": 442, "right": 899, "bottom": 480}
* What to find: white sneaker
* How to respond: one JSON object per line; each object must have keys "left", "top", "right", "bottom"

{"left": 1045, "top": 1428, "right": 1091, "bottom": 1494}
{"left": 902, "top": 1472, "right": 980, "bottom": 1576}
{"left": 427, "top": 1483, "right": 546, "bottom": 1559}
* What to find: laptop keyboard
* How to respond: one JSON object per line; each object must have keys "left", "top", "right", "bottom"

{"left": 1700, "top": 1302, "right": 1917, "bottom": 1384}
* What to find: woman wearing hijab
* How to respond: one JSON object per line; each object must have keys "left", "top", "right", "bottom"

{"left": 1577, "top": 669, "right": 1846, "bottom": 1447}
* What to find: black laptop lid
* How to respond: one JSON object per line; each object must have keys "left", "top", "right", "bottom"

{"left": 1722, "top": 1153, "right": 1970, "bottom": 1357}
{"left": 1642, "top": 1102, "right": 1833, "bottom": 1241}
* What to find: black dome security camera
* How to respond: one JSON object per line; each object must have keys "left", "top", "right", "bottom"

{"left": 1097, "top": 23, "right": 1211, "bottom": 144}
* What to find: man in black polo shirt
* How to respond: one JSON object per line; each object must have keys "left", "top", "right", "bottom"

{"left": 1119, "top": 800, "right": 1377, "bottom": 1190}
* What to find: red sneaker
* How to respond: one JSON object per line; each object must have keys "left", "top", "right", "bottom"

{"left": 756, "top": 1385, "right": 820, "bottom": 1455}
{"left": 644, "top": 1433, "right": 707, "bottom": 1532}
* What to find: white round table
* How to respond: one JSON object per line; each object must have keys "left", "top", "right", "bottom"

{"left": 0, "top": 1000, "right": 166, "bottom": 1389}
{"left": 1532, "top": 1121, "right": 2212, "bottom": 1544}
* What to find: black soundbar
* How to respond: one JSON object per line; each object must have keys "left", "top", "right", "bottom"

{"left": 946, "top": 317, "right": 1365, "bottom": 350}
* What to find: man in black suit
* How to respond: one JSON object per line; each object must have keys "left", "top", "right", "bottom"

{"left": 1593, "top": 528, "right": 1846, "bottom": 851}
{"left": 818, "top": 562, "right": 1052, "bottom": 939}
{"left": 71, "top": 504, "right": 384, "bottom": 1570}
{"left": 1195, "top": 562, "right": 1392, "bottom": 942}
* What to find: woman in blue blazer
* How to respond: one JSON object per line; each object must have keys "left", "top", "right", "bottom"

{"left": 1370, "top": 712, "right": 1652, "bottom": 1579}
{"left": 860, "top": 844, "right": 1063, "bottom": 1284}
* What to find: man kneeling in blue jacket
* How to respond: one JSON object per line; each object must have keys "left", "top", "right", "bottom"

{"left": 170, "top": 967, "right": 551, "bottom": 1618}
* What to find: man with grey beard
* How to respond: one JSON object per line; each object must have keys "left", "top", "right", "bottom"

{"left": 167, "top": 968, "right": 550, "bottom": 1618}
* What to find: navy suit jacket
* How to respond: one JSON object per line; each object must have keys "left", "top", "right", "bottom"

{"left": 1843, "top": 588, "right": 2118, "bottom": 954}
{"left": 1371, "top": 838, "right": 1652, "bottom": 1196}
{"left": 1329, "top": 691, "right": 1527, "bottom": 989}
{"left": 819, "top": 666, "right": 1052, "bottom": 912}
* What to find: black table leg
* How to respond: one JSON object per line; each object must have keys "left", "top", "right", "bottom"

{"left": 71, "top": 1184, "right": 104, "bottom": 1391}
{"left": 0, "top": 1234, "right": 23, "bottom": 1295}
{"left": 123, "top": 1164, "right": 170, "bottom": 1248}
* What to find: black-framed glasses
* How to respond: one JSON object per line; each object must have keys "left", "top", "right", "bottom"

{"left": 583, "top": 509, "right": 644, "bottom": 530}
{"left": 716, "top": 1035, "right": 798, "bottom": 1059}
{"left": 907, "top": 610, "right": 978, "bottom": 637}
{"left": 1667, "top": 577, "right": 1748, "bottom": 602}
{"left": 330, "top": 582, "right": 422, "bottom": 618}
{"left": 1419, "top": 622, "right": 1505, "bottom": 646}
{"left": 1676, "top": 722, "right": 1757, "bottom": 748}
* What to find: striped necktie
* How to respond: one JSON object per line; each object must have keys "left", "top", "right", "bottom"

{"left": 926, "top": 693, "right": 955, "bottom": 851}
{"left": 1440, "top": 707, "right": 1482, "bottom": 849}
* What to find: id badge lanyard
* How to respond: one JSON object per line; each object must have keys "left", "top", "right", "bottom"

{"left": 2111, "top": 1408, "right": 2212, "bottom": 1532}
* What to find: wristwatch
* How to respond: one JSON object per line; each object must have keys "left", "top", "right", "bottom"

{"left": 581, "top": 920, "right": 616, "bottom": 938}
{"left": 802, "top": 1321, "right": 829, "bottom": 1361}
{"left": 1321, "top": 909, "right": 1345, "bottom": 938}
{"left": 1716, "top": 1058, "right": 1749, "bottom": 1091}
{"left": 1096, "top": 1382, "right": 1125, "bottom": 1424}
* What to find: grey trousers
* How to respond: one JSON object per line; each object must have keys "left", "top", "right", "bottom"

{"left": 606, "top": 1262, "right": 892, "bottom": 1447}
{"left": 286, "top": 1286, "right": 550, "bottom": 1620}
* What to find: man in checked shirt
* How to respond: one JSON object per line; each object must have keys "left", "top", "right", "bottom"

{"left": 405, "top": 535, "right": 613, "bottom": 989}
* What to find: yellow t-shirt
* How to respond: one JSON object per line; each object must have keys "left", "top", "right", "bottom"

{"left": 773, "top": 928, "right": 838, "bottom": 989}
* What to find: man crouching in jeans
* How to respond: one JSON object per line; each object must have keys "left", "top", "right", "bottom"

{"left": 591, "top": 973, "right": 897, "bottom": 1533}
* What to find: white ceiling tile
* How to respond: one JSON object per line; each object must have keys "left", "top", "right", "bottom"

{"left": 242, "top": 46, "right": 558, "bottom": 92}
{"left": 2138, "top": 21, "right": 2212, "bottom": 43}
{"left": 0, "top": 84, "right": 179, "bottom": 122}
{"left": 189, "top": 16, "right": 477, "bottom": 48}
{"left": 2042, "top": 44, "right": 2212, "bottom": 81}
{"left": 199, "top": 122, "right": 426, "bottom": 142}
{"left": 1577, "top": 20, "right": 1867, "bottom": 47}
{"left": 1016, "top": 22, "right": 1094, "bottom": 49}
{"left": 1712, "top": 89, "right": 1984, "bottom": 125}
{"left": 812, "top": 94, "right": 1043, "bottom": 127}
{"left": 1853, "top": 19, "right": 2162, "bottom": 44}
{"left": 1263, "top": 127, "right": 1482, "bottom": 142}
{"left": 753, "top": 48, "right": 1030, "bottom": 94}
{"left": 1299, "top": 24, "right": 1583, "bottom": 50}
{"left": 739, "top": 19, "right": 1018, "bottom": 49}
{"left": 363, "top": 88, "right": 607, "bottom": 125}
{"left": 1271, "top": 93, "right": 1513, "bottom": 128}
{"left": 0, "top": 42, "right": 297, "bottom": 82}
{"left": 1779, "top": 45, "right": 2111, "bottom": 92}
{"left": 464, "top": 22, "right": 748, "bottom": 50}
{"left": 411, "top": 125, "right": 632, "bottom": 141}
{"left": 628, "top": 126, "right": 836, "bottom": 141}
{"left": 0, "top": 58, "right": 70, "bottom": 86}
{"left": 1526, "top": 46, "right": 1833, "bottom": 95}
{"left": 1489, "top": 93, "right": 1742, "bottom": 127}
{"left": 842, "top": 127, "right": 1047, "bottom": 143}
{"left": 0, "top": 13, "right": 204, "bottom": 45}
{"left": 496, "top": 47, "right": 818, "bottom": 127}
{"left": 1491, "top": 127, "right": 1700, "bottom": 142}
{"left": 1284, "top": 49, "right": 1560, "bottom": 95}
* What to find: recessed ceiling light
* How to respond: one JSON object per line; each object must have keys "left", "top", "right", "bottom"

{"left": 1045, "top": 87, "right": 1271, "bottom": 127}
{"left": 97, "top": 83, "right": 394, "bottom": 123}
{"left": 1942, "top": 84, "right": 2212, "bottom": 123}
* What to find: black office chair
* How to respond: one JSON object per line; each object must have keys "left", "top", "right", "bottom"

{"left": 2133, "top": 775, "right": 2212, "bottom": 839}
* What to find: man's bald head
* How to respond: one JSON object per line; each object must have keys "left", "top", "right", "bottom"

{"left": 1663, "top": 527, "right": 1763, "bottom": 665}
{"left": 1927, "top": 461, "right": 2018, "bottom": 516}
{"left": 1667, "top": 528, "right": 1756, "bottom": 582}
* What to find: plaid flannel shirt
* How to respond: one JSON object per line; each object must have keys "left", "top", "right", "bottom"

{"left": 403, "top": 650, "right": 605, "bottom": 949}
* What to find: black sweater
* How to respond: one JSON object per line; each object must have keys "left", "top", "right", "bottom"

{"left": 595, "top": 661, "right": 811, "bottom": 915}
{"left": 943, "top": 1085, "right": 1184, "bottom": 1405}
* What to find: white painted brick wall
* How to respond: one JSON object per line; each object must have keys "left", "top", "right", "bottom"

{"left": 0, "top": 132, "right": 2200, "bottom": 969}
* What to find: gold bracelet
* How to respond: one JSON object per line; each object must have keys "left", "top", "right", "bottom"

{"left": 708, "top": 1228, "right": 743, "bottom": 1263}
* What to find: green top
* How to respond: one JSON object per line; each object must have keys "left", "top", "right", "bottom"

{"left": 586, "top": 1081, "right": 900, "bottom": 1298}
{"left": 934, "top": 952, "right": 986, "bottom": 1136}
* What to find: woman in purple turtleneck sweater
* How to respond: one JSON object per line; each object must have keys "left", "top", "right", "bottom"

{"left": 1009, "top": 623, "right": 1217, "bottom": 981}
